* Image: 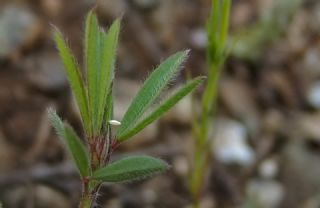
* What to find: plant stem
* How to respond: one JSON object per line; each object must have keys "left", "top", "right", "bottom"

{"left": 79, "top": 194, "right": 93, "bottom": 208}
{"left": 79, "top": 179, "right": 94, "bottom": 208}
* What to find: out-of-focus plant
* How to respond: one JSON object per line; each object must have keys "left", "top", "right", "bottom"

{"left": 48, "top": 10, "right": 204, "bottom": 208}
{"left": 189, "top": 0, "right": 231, "bottom": 207}
{"left": 231, "top": 0, "right": 302, "bottom": 60}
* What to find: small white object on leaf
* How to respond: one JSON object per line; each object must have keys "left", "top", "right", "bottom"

{"left": 109, "top": 120, "right": 121, "bottom": 126}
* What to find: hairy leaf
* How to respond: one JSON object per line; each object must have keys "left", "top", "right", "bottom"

{"left": 53, "top": 29, "right": 90, "bottom": 135}
{"left": 96, "top": 19, "right": 120, "bottom": 133}
{"left": 117, "top": 50, "right": 189, "bottom": 139}
{"left": 119, "top": 76, "right": 205, "bottom": 140}
{"left": 104, "top": 87, "right": 114, "bottom": 127}
{"left": 85, "top": 11, "right": 101, "bottom": 135}
{"left": 48, "top": 108, "right": 64, "bottom": 138}
{"left": 92, "top": 156, "right": 169, "bottom": 183}
{"left": 63, "top": 124, "right": 91, "bottom": 177}
{"left": 48, "top": 109, "right": 91, "bottom": 177}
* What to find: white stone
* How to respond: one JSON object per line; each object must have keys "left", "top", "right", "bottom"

{"left": 259, "top": 158, "right": 278, "bottom": 179}
{"left": 246, "top": 180, "right": 284, "bottom": 208}
{"left": 190, "top": 28, "right": 207, "bottom": 49}
{"left": 307, "top": 82, "right": 320, "bottom": 108}
{"left": 212, "top": 118, "right": 254, "bottom": 166}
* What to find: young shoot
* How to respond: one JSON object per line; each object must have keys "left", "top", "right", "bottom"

{"left": 49, "top": 10, "right": 204, "bottom": 208}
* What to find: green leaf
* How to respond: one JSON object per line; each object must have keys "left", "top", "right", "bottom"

{"left": 104, "top": 86, "right": 114, "bottom": 127}
{"left": 117, "top": 50, "right": 189, "bottom": 139}
{"left": 63, "top": 124, "right": 91, "bottom": 177}
{"left": 119, "top": 76, "right": 205, "bottom": 140}
{"left": 47, "top": 108, "right": 64, "bottom": 138}
{"left": 53, "top": 29, "right": 90, "bottom": 135}
{"left": 96, "top": 19, "right": 120, "bottom": 133}
{"left": 91, "top": 156, "right": 169, "bottom": 183}
{"left": 85, "top": 11, "right": 101, "bottom": 135}
{"left": 48, "top": 109, "right": 91, "bottom": 177}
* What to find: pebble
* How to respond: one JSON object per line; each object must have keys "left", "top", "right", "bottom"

{"left": 262, "top": 109, "right": 284, "bottom": 134}
{"left": 0, "top": 6, "right": 39, "bottom": 58}
{"left": 259, "top": 158, "right": 278, "bottom": 179}
{"left": 296, "top": 113, "right": 320, "bottom": 141}
{"left": 212, "top": 118, "right": 254, "bottom": 166}
{"left": 246, "top": 179, "right": 284, "bottom": 208}
{"left": 307, "top": 82, "right": 320, "bottom": 108}
{"left": 142, "top": 189, "right": 157, "bottom": 204}
{"left": 24, "top": 53, "right": 68, "bottom": 92}
{"left": 189, "top": 28, "right": 207, "bottom": 49}
{"left": 303, "top": 48, "right": 320, "bottom": 78}
{"left": 172, "top": 155, "right": 189, "bottom": 177}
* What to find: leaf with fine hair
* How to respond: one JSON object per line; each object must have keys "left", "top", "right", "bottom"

{"left": 119, "top": 76, "right": 205, "bottom": 140}
{"left": 91, "top": 156, "right": 169, "bottom": 183}
{"left": 64, "top": 124, "right": 91, "bottom": 177}
{"left": 53, "top": 29, "right": 90, "bottom": 135}
{"left": 48, "top": 108, "right": 64, "bottom": 138}
{"left": 96, "top": 19, "right": 120, "bottom": 133}
{"left": 85, "top": 11, "right": 101, "bottom": 135}
{"left": 48, "top": 109, "right": 91, "bottom": 177}
{"left": 117, "top": 50, "right": 189, "bottom": 140}
{"left": 104, "top": 87, "right": 114, "bottom": 127}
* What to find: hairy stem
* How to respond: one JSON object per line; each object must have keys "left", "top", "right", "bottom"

{"left": 79, "top": 180, "right": 93, "bottom": 208}
{"left": 79, "top": 195, "right": 93, "bottom": 208}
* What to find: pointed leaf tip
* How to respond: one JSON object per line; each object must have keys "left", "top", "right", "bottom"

{"left": 117, "top": 50, "right": 190, "bottom": 139}
{"left": 53, "top": 29, "right": 90, "bottom": 135}
{"left": 48, "top": 110, "right": 91, "bottom": 177}
{"left": 64, "top": 124, "right": 91, "bottom": 177}
{"left": 117, "top": 76, "right": 205, "bottom": 140}
{"left": 92, "top": 156, "right": 169, "bottom": 183}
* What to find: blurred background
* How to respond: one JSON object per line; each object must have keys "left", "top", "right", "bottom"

{"left": 0, "top": 0, "right": 319, "bottom": 207}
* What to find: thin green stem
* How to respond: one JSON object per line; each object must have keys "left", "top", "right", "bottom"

{"left": 189, "top": 0, "right": 231, "bottom": 207}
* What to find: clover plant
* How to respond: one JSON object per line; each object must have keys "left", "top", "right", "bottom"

{"left": 48, "top": 10, "right": 204, "bottom": 208}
